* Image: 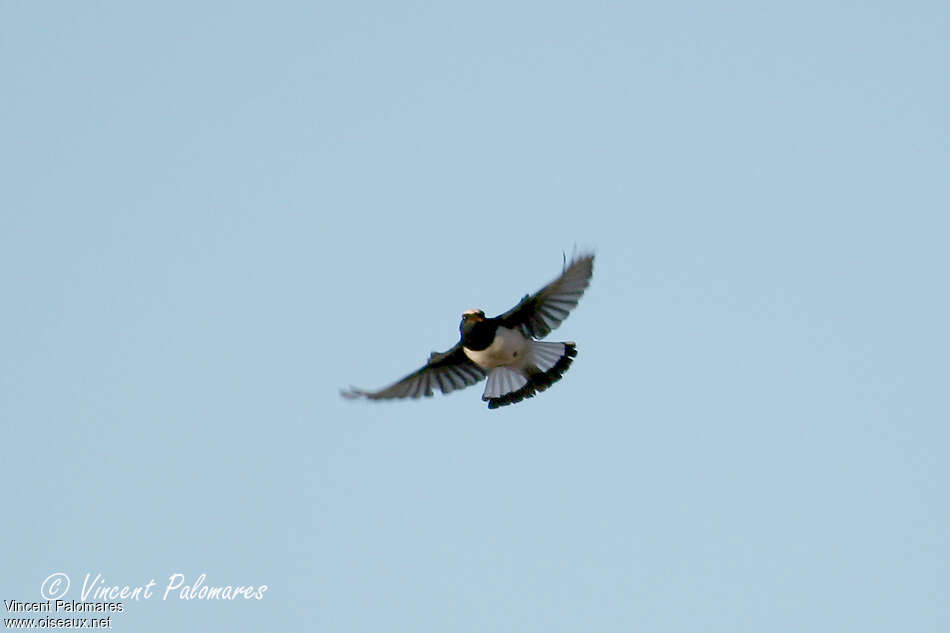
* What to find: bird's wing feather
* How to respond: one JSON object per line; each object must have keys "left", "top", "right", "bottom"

{"left": 495, "top": 253, "right": 594, "bottom": 339}
{"left": 341, "top": 343, "right": 485, "bottom": 401}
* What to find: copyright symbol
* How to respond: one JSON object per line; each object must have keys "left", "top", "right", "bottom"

{"left": 41, "top": 572, "right": 70, "bottom": 599}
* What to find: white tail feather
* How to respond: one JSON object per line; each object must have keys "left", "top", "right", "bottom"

{"left": 482, "top": 341, "right": 576, "bottom": 402}
{"left": 530, "top": 341, "right": 568, "bottom": 372}
{"left": 483, "top": 366, "right": 528, "bottom": 399}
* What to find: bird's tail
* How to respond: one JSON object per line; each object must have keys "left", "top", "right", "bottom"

{"left": 482, "top": 341, "right": 578, "bottom": 409}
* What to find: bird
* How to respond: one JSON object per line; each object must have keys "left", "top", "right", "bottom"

{"left": 341, "top": 252, "right": 594, "bottom": 409}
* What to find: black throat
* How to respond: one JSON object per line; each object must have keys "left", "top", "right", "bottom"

{"left": 460, "top": 318, "right": 498, "bottom": 351}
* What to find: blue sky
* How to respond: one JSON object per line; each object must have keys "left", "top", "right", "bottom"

{"left": 2, "top": 2, "right": 948, "bottom": 631}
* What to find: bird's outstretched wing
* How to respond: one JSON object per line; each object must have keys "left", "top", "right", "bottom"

{"left": 341, "top": 344, "right": 486, "bottom": 401}
{"left": 496, "top": 252, "right": 594, "bottom": 339}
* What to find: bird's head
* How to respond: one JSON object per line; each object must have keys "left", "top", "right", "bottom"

{"left": 460, "top": 309, "right": 486, "bottom": 337}
{"left": 461, "top": 309, "right": 485, "bottom": 323}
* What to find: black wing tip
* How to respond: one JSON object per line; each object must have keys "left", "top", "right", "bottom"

{"left": 564, "top": 247, "right": 595, "bottom": 265}
{"left": 341, "top": 384, "right": 441, "bottom": 401}
{"left": 340, "top": 386, "right": 366, "bottom": 400}
{"left": 571, "top": 252, "right": 595, "bottom": 272}
{"left": 559, "top": 249, "right": 595, "bottom": 279}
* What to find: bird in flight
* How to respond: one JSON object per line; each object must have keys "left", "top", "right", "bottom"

{"left": 341, "top": 252, "right": 594, "bottom": 409}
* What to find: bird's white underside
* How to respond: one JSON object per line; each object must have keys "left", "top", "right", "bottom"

{"left": 463, "top": 327, "right": 528, "bottom": 369}
{"left": 466, "top": 328, "right": 571, "bottom": 399}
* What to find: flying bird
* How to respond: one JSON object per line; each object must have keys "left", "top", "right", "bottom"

{"left": 341, "top": 252, "right": 594, "bottom": 409}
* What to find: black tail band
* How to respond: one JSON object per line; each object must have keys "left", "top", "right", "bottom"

{"left": 486, "top": 343, "right": 577, "bottom": 409}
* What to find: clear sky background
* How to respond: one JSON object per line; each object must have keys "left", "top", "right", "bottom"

{"left": 2, "top": 2, "right": 948, "bottom": 631}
